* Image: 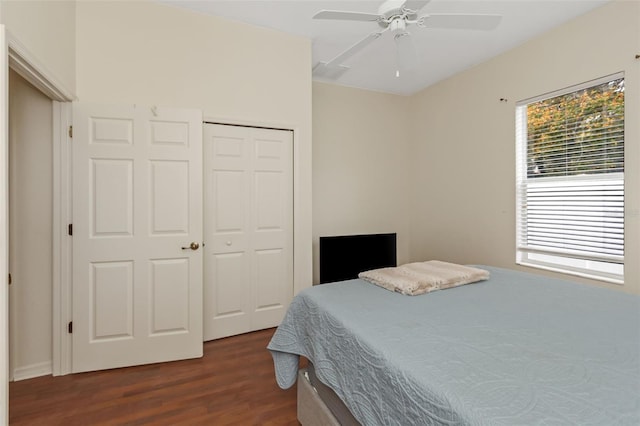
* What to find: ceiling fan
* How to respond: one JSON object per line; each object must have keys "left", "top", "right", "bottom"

{"left": 312, "top": 0, "right": 502, "bottom": 78}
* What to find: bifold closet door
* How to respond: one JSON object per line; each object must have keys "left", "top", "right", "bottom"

{"left": 203, "top": 123, "right": 293, "bottom": 340}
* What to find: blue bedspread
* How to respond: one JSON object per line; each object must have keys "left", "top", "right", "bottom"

{"left": 267, "top": 266, "right": 640, "bottom": 425}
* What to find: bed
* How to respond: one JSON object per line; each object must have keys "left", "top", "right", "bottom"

{"left": 268, "top": 266, "right": 640, "bottom": 425}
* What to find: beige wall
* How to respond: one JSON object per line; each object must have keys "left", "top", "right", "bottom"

{"left": 8, "top": 69, "right": 53, "bottom": 377}
{"left": 408, "top": 0, "right": 640, "bottom": 293}
{"left": 0, "top": 0, "right": 75, "bottom": 95}
{"left": 75, "top": 0, "right": 313, "bottom": 293}
{"left": 312, "top": 82, "right": 411, "bottom": 283}
{"left": 75, "top": 1, "right": 309, "bottom": 122}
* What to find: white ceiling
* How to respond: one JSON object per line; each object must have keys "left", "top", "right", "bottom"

{"left": 159, "top": 0, "right": 610, "bottom": 96}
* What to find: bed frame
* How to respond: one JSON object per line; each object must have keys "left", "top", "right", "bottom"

{"left": 297, "top": 366, "right": 360, "bottom": 426}
{"left": 297, "top": 369, "right": 341, "bottom": 426}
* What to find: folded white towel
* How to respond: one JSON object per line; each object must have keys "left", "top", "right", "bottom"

{"left": 358, "top": 260, "right": 489, "bottom": 296}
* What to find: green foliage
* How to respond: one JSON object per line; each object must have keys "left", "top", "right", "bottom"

{"left": 527, "top": 78, "right": 624, "bottom": 178}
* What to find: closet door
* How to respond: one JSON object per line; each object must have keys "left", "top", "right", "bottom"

{"left": 203, "top": 123, "right": 293, "bottom": 340}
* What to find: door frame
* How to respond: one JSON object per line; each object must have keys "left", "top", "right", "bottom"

{"left": 3, "top": 32, "right": 74, "bottom": 384}
{"left": 51, "top": 101, "right": 72, "bottom": 376}
{"left": 1, "top": 24, "right": 8, "bottom": 425}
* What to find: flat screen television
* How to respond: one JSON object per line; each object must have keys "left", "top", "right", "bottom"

{"left": 319, "top": 233, "right": 397, "bottom": 284}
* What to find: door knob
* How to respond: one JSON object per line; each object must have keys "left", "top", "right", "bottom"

{"left": 181, "top": 242, "right": 200, "bottom": 250}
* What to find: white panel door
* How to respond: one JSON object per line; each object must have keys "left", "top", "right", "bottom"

{"left": 72, "top": 104, "right": 203, "bottom": 373}
{"left": 203, "top": 124, "right": 293, "bottom": 340}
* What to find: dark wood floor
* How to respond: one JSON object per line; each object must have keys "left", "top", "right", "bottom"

{"left": 9, "top": 328, "right": 300, "bottom": 425}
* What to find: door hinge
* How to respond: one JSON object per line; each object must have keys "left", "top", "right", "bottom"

{"left": 68, "top": 224, "right": 73, "bottom": 236}
{"left": 68, "top": 321, "right": 73, "bottom": 334}
{"left": 68, "top": 125, "right": 73, "bottom": 138}
{"left": 8, "top": 273, "right": 11, "bottom": 285}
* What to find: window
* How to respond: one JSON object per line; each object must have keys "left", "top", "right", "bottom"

{"left": 516, "top": 74, "right": 624, "bottom": 283}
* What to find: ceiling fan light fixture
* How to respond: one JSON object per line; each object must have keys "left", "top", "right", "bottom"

{"left": 394, "top": 32, "right": 417, "bottom": 71}
{"left": 389, "top": 17, "right": 407, "bottom": 34}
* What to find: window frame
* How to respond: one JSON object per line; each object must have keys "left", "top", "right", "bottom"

{"left": 515, "top": 73, "right": 625, "bottom": 284}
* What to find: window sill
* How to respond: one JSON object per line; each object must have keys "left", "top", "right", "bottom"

{"left": 516, "top": 261, "right": 624, "bottom": 286}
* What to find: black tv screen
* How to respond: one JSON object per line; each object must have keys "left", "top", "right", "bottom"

{"left": 319, "top": 233, "right": 397, "bottom": 284}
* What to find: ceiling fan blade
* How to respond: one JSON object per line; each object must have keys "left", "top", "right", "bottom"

{"left": 326, "top": 32, "right": 384, "bottom": 67}
{"left": 394, "top": 33, "right": 417, "bottom": 71}
{"left": 312, "top": 62, "right": 351, "bottom": 80}
{"left": 422, "top": 14, "right": 502, "bottom": 31}
{"left": 313, "top": 10, "right": 381, "bottom": 22}
{"left": 402, "top": 0, "right": 431, "bottom": 13}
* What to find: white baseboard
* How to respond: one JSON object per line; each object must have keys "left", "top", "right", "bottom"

{"left": 12, "top": 360, "right": 52, "bottom": 381}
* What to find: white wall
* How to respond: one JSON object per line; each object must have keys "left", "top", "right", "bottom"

{"left": 312, "top": 82, "right": 411, "bottom": 283}
{"left": 74, "top": 0, "right": 313, "bottom": 293}
{"left": 0, "top": 0, "right": 76, "bottom": 95}
{"left": 408, "top": 0, "right": 640, "bottom": 293}
{"left": 8, "top": 69, "right": 53, "bottom": 378}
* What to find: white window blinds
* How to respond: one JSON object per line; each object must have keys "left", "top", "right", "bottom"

{"left": 516, "top": 74, "right": 624, "bottom": 283}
